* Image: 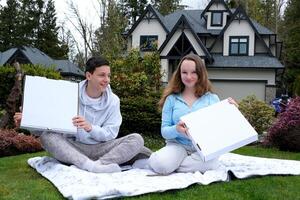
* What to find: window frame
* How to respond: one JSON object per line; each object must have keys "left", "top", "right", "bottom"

{"left": 229, "top": 36, "right": 249, "bottom": 56}
{"left": 140, "top": 35, "right": 158, "bottom": 51}
{"left": 211, "top": 11, "right": 223, "bottom": 27}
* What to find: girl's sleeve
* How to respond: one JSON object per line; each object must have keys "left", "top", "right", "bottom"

{"left": 161, "top": 96, "right": 182, "bottom": 140}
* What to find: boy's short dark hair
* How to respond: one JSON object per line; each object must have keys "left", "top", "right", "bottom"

{"left": 85, "top": 56, "right": 109, "bottom": 73}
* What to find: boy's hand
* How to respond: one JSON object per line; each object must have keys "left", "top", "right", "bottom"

{"left": 14, "top": 112, "right": 22, "bottom": 127}
{"left": 72, "top": 116, "right": 92, "bottom": 132}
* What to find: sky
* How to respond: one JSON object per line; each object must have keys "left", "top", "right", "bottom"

{"left": 53, "top": 0, "right": 208, "bottom": 53}
{"left": 53, "top": 0, "right": 207, "bottom": 31}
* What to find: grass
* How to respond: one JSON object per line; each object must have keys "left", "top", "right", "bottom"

{"left": 1, "top": 137, "right": 300, "bottom": 200}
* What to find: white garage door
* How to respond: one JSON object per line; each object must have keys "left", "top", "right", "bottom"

{"left": 211, "top": 80, "right": 266, "bottom": 101}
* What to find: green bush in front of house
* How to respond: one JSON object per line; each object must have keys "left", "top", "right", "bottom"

{"left": 119, "top": 93, "right": 161, "bottom": 138}
{"left": 110, "top": 49, "right": 163, "bottom": 138}
{"left": 239, "top": 95, "right": 275, "bottom": 134}
{"left": 0, "top": 64, "right": 61, "bottom": 109}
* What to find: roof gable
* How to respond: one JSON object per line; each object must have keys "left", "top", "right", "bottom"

{"left": 209, "top": 6, "right": 273, "bottom": 56}
{"left": 0, "top": 48, "right": 18, "bottom": 65}
{"left": 159, "top": 15, "right": 212, "bottom": 62}
{"left": 126, "top": 4, "right": 168, "bottom": 37}
{"left": 0, "top": 46, "right": 84, "bottom": 77}
{"left": 201, "top": 0, "right": 232, "bottom": 20}
{"left": 21, "top": 46, "right": 54, "bottom": 67}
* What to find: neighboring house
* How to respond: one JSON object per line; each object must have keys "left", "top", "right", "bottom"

{"left": 125, "top": 0, "right": 284, "bottom": 102}
{"left": 0, "top": 46, "right": 84, "bottom": 81}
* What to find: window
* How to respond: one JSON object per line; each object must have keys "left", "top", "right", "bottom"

{"left": 140, "top": 35, "right": 158, "bottom": 51}
{"left": 229, "top": 36, "right": 249, "bottom": 56}
{"left": 211, "top": 11, "right": 223, "bottom": 27}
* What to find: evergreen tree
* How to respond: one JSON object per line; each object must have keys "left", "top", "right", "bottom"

{"left": 151, "top": 0, "right": 183, "bottom": 15}
{"left": 36, "top": 0, "right": 68, "bottom": 59}
{"left": 94, "top": 0, "right": 127, "bottom": 60}
{"left": 261, "top": 0, "right": 277, "bottom": 32}
{"left": 0, "top": 0, "right": 22, "bottom": 51}
{"left": 122, "top": 0, "right": 148, "bottom": 24}
{"left": 281, "top": 0, "right": 300, "bottom": 95}
{"left": 18, "top": 0, "right": 44, "bottom": 45}
{"left": 0, "top": 0, "right": 68, "bottom": 58}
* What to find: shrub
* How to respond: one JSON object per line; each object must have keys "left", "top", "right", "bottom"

{"left": 111, "top": 72, "right": 151, "bottom": 98}
{"left": 119, "top": 94, "right": 161, "bottom": 137}
{"left": 0, "top": 64, "right": 61, "bottom": 108}
{"left": 239, "top": 95, "right": 275, "bottom": 134}
{"left": 110, "top": 49, "right": 162, "bottom": 97}
{"left": 0, "top": 129, "right": 43, "bottom": 157}
{"left": 264, "top": 97, "right": 300, "bottom": 151}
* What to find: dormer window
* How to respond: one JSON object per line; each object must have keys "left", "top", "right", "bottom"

{"left": 211, "top": 11, "right": 223, "bottom": 27}
{"left": 229, "top": 36, "right": 249, "bottom": 56}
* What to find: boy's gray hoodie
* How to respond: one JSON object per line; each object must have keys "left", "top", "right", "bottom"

{"left": 76, "top": 80, "right": 122, "bottom": 144}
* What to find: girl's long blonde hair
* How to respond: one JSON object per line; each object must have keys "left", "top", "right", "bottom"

{"left": 158, "top": 54, "right": 212, "bottom": 109}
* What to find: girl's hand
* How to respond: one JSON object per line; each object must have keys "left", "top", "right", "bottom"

{"left": 228, "top": 97, "right": 239, "bottom": 108}
{"left": 176, "top": 121, "right": 188, "bottom": 136}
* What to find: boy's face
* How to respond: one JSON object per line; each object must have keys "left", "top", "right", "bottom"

{"left": 86, "top": 65, "right": 111, "bottom": 93}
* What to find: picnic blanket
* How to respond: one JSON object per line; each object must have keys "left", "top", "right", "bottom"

{"left": 28, "top": 153, "right": 300, "bottom": 200}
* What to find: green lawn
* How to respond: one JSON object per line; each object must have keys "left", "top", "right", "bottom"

{"left": 1, "top": 138, "right": 300, "bottom": 200}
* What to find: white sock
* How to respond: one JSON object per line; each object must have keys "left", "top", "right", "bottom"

{"left": 81, "top": 159, "right": 121, "bottom": 173}
{"left": 132, "top": 158, "right": 151, "bottom": 169}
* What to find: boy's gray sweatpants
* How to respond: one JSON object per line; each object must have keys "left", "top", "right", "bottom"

{"left": 40, "top": 132, "right": 152, "bottom": 166}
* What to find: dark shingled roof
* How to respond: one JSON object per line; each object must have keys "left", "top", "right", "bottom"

{"left": 53, "top": 60, "right": 84, "bottom": 76}
{"left": 208, "top": 54, "right": 284, "bottom": 69}
{"left": 155, "top": 8, "right": 274, "bottom": 35}
{"left": 0, "top": 48, "right": 18, "bottom": 65}
{"left": 0, "top": 46, "right": 84, "bottom": 77}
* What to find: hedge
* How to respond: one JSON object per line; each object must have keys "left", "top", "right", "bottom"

{"left": 119, "top": 95, "right": 161, "bottom": 138}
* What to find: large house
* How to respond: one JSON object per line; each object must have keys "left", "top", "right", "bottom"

{"left": 0, "top": 46, "right": 84, "bottom": 81}
{"left": 125, "top": 0, "right": 284, "bottom": 102}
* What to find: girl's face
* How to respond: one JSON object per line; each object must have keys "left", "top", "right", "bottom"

{"left": 180, "top": 59, "right": 198, "bottom": 89}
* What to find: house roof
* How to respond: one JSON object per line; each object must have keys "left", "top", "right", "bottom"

{"left": 127, "top": 6, "right": 274, "bottom": 37}
{"left": 208, "top": 54, "right": 284, "bottom": 69}
{"left": 158, "top": 14, "right": 213, "bottom": 62}
{"left": 53, "top": 60, "right": 84, "bottom": 76}
{"left": 200, "top": 0, "right": 232, "bottom": 20}
{"left": 0, "top": 48, "right": 19, "bottom": 65}
{"left": 209, "top": 6, "right": 273, "bottom": 56}
{"left": 126, "top": 5, "right": 169, "bottom": 37}
{"left": 0, "top": 46, "right": 84, "bottom": 77}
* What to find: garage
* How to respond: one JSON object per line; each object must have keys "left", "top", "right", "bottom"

{"left": 211, "top": 80, "right": 266, "bottom": 101}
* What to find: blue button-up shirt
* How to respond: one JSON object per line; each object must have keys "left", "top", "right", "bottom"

{"left": 161, "top": 92, "right": 220, "bottom": 147}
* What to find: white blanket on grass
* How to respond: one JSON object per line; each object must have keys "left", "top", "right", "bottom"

{"left": 28, "top": 153, "right": 300, "bottom": 200}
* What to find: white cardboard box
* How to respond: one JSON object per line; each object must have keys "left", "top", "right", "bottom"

{"left": 21, "top": 75, "right": 79, "bottom": 134}
{"left": 180, "top": 99, "right": 258, "bottom": 162}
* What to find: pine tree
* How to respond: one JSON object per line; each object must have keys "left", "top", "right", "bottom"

{"left": 0, "top": 0, "right": 68, "bottom": 58}
{"left": 0, "top": 0, "right": 22, "bottom": 51}
{"left": 122, "top": 0, "right": 148, "bottom": 24}
{"left": 282, "top": 0, "right": 300, "bottom": 68}
{"left": 18, "top": 0, "right": 44, "bottom": 45}
{"left": 94, "top": 0, "right": 127, "bottom": 60}
{"left": 36, "top": 0, "right": 68, "bottom": 59}
{"left": 151, "top": 0, "right": 183, "bottom": 15}
{"left": 281, "top": 0, "right": 300, "bottom": 95}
